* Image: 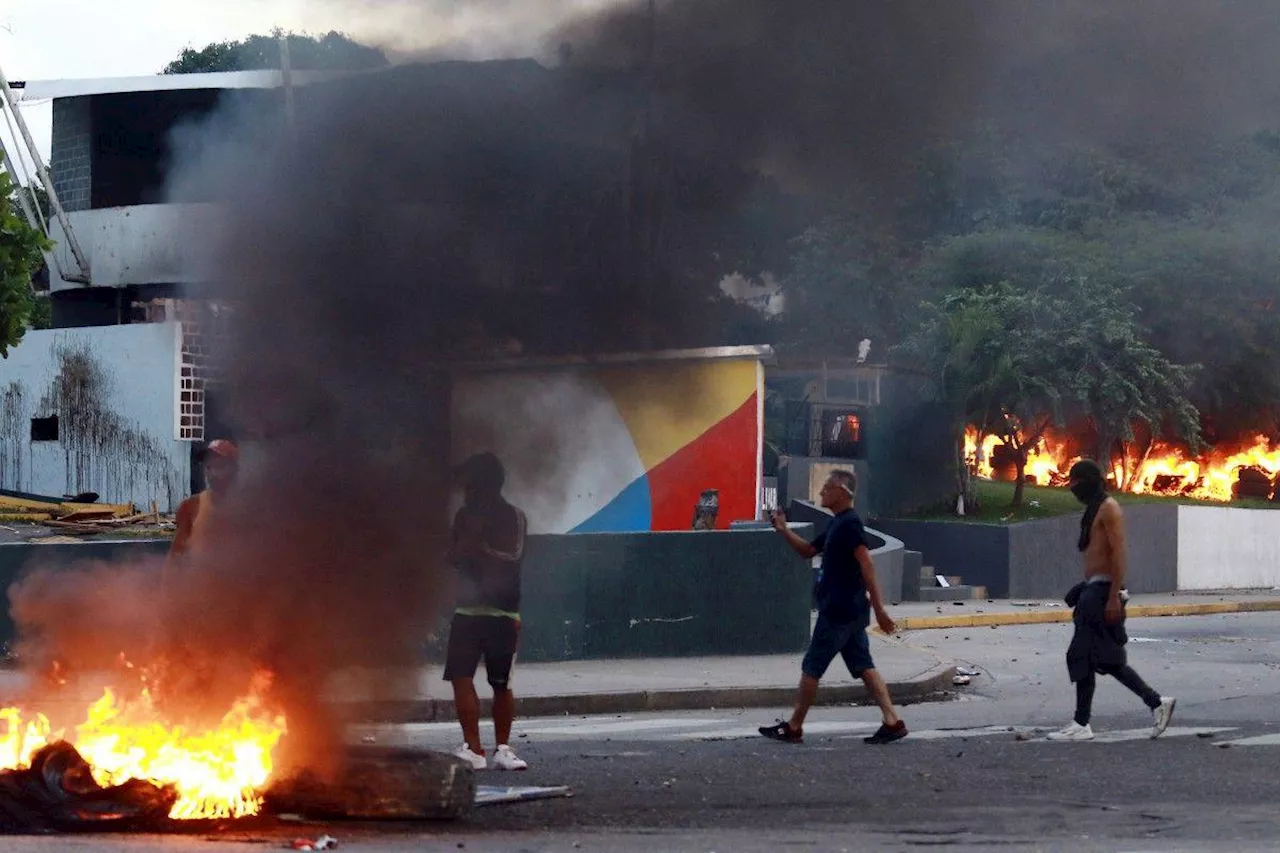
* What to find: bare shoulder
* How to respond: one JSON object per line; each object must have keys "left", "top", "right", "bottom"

{"left": 1099, "top": 497, "right": 1125, "bottom": 523}
{"left": 176, "top": 495, "right": 200, "bottom": 522}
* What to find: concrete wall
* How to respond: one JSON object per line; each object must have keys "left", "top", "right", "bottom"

{"left": 518, "top": 527, "right": 812, "bottom": 662}
{"left": 880, "top": 505, "right": 1178, "bottom": 599}
{"left": 1177, "top": 506, "right": 1280, "bottom": 590}
{"left": 872, "top": 519, "right": 1013, "bottom": 597}
{"left": 451, "top": 355, "right": 764, "bottom": 534}
{"left": 0, "top": 323, "right": 189, "bottom": 511}
{"left": 1007, "top": 505, "right": 1177, "bottom": 598}
{"left": 47, "top": 204, "right": 222, "bottom": 291}
{"left": 0, "top": 539, "right": 169, "bottom": 658}
{"left": 0, "top": 530, "right": 811, "bottom": 665}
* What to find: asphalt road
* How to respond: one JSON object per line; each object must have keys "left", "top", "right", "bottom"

{"left": 5, "top": 612, "right": 1280, "bottom": 852}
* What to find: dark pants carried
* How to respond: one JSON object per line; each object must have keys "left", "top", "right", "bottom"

{"left": 1066, "top": 580, "right": 1161, "bottom": 725}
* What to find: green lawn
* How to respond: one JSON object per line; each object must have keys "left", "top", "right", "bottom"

{"left": 900, "top": 478, "right": 1280, "bottom": 524}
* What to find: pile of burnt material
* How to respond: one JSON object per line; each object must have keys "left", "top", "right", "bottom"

{"left": 1232, "top": 467, "right": 1280, "bottom": 501}
{"left": 1, "top": 745, "right": 473, "bottom": 834}
{"left": 0, "top": 743, "right": 176, "bottom": 833}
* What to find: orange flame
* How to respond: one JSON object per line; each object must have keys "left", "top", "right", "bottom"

{"left": 965, "top": 427, "right": 1280, "bottom": 502}
{"left": 0, "top": 674, "right": 286, "bottom": 820}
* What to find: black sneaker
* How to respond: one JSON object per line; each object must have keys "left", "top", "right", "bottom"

{"left": 863, "top": 721, "right": 908, "bottom": 744}
{"left": 758, "top": 720, "right": 803, "bottom": 743}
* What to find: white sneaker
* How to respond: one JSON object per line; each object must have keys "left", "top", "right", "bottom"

{"left": 454, "top": 745, "right": 487, "bottom": 770}
{"left": 491, "top": 744, "right": 528, "bottom": 771}
{"left": 1152, "top": 696, "right": 1176, "bottom": 739}
{"left": 1046, "top": 722, "right": 1095, "bottom": 741}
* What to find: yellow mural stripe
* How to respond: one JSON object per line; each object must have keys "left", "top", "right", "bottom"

{"left": 595, "top": 360, "right": 758, "bottom": 471}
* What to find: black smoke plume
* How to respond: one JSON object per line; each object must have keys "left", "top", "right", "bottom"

{"left": 8, "top": 0, "right": 1280, "bottom": 775}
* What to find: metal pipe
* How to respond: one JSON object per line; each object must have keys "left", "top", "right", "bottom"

{"left": 0, "top": 60, "right": 90, "bottom": 283}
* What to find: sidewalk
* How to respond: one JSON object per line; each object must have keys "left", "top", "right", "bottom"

{"left": 326, "top": 636, "right": 954, "bottom": 723}
{"left": 891, "top": 589, "right": 1280, "bottom": 630}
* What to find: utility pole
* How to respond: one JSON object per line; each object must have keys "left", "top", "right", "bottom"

{"left": 0, "top": 62, "right": 90, "bottom": 283}
{"left": 279, "top": 33, "right": 298, "bottom": 147}
{"left": 637, "top": 0, "right": 658, "bottom": 350}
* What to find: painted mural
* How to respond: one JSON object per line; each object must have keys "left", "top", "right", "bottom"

{"left": 450, "top": 355, "right": 763, "bottom": 534}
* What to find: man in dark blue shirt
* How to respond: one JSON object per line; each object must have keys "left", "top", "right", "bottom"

{"left": 759, "top": 469, "right": 908, "bottom": 745}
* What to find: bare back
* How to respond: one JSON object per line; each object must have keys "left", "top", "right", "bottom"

{"left": 1082, "top": 497, "right": 1125, "bottom": 580}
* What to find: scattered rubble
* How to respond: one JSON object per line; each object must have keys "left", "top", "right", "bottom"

{"left": 0, "top": 491, "right": 173, "bottom": 539}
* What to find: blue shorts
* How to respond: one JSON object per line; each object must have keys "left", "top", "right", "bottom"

{"left": 801, "top": 612, "right": 875, "bottom": 679}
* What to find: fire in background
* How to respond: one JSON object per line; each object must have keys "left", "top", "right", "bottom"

{"left": 966, "top": 428, "right": 1280, "bottom": 502}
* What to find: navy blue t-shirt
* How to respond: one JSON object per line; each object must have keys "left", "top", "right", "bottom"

{"left": 811, "top": 508, "right": 871, "bottom": 623}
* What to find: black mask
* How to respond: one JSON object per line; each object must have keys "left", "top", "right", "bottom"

{"left": 1073, "top": 479, "right": 1107, "bottom": 551}
{"left": 1070, "top": 480, "right": 1102, "bottom": 504}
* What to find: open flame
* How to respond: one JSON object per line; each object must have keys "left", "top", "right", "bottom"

{"left": 0, "top": 673, "right": 287, "bottom": 820}
{"left": 965, "top": 428, "right": 1280, "bottom": 502}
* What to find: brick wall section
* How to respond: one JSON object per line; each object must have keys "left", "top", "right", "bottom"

{"left": 160, "top": 299, "right": 232, "bottom": 441}
{"left": 50, "top": 98, "right": 93, "bottom": 212}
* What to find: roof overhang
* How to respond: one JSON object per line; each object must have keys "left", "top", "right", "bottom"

{"left": 14, "top": 70, "right": 345, "bottom": 102}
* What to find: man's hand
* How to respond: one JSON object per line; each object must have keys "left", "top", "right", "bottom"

{"left": 1104, "top": 596, "right": 1123, "bottom": 626}
{"left": 875, "top": 608, "right": 897, "bottom": 636}
{"left": 770, "top": 510, "right": 788, "bottom": 532}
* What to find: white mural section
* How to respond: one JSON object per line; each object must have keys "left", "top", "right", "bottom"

{"left": 1177, "top": 506, "right": 1280, "bottom": 590}
{"left": 450, "top": 370, "right": 646, "bottom": 534}
{"left": 0, "top": 323, "right": 189, "bottom": 512}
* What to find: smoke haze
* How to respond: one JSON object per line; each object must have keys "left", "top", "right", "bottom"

{"left": 7, "top": 0, "right": 1280, "bottom": 774}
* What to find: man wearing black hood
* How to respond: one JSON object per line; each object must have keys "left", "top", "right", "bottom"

{"left": 1047, "top": 460, "right": 1176, "bottom": 741}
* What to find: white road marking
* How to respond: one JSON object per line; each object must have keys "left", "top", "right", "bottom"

{"left": 1088, "top": 725, "right": 1236, "bottom": 743}
{"left": 518, "top": 718, "right": 726, "bottom": 736}
{"left": 352, "top": 716, "right": 1280, "bottom": 748}
{"left": 1211, "top": 733, "right": 1280, "bottom": 747}
{"left": 670, "top": 721, "right": 880, "bottom": 741}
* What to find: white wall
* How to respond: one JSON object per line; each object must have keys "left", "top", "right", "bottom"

{"left": 1177, "top": 506, "right": 1280, "bottom": 590}
{"left": 0, "top": 323, "right": 189, "bottom": 511}
{"left": 48, "top": 204, "right": 222, "bottom": 291}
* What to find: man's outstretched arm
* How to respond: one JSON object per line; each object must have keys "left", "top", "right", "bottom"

{"left": 771, "top": 511, "right": 819, "bottom": 559}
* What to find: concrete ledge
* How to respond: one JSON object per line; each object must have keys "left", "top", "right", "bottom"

{"left": 896, "top": 598, "right": 1280, "bottom": 631}
{"left": 333, "top": 663, "right": 958, "bottom": 724}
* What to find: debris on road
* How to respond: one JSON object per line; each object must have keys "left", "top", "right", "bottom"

{"left": 288, "top": 836, "right": 339, "bottom": 851}
{"left": 0, "top": 742, "right": 177, "bottom": 833}
{"left": 474, "top": 785, "right": 574, "bottom": 807}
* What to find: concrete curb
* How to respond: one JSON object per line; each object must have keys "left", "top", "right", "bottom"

{"left": 334, "top": 663, "right": 958, "bottom": 724}
{"left": 896, "top": 598, "right": 1280, "bottom": 631}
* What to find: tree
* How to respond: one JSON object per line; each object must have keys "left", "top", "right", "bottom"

{"left": 0, "top": 173, "right": 52, "bottom": 356}
{"left": 163, "top": 30, "right": 389, "bottom": 75}
{"left": 895, "top": 268, "right": 1200, "bottom": 509}
{"left": 1058, "top": 278, "right": 1202, "bottom": 484}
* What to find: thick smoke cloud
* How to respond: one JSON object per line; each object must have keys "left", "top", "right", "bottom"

{"left": 8, "top": 0, "right": 1280, "bottom": 775}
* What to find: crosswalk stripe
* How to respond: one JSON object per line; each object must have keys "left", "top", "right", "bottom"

{"left": 668, "top": 721, "right": 880, "bottom": 741}
{"left": 1211, "top": 733, "right": 1280, "bottom": 747}
{"left": 350, "top": 718, "right": 1278, "bottom": 747}
{"left": 519, "top": 718, "right": 725, "bottom": 736}
{"left": 1087, "top": 725, "right": 1235, "bottom": 743}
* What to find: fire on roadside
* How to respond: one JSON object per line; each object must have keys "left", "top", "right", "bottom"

{"left": 0, "top": 669, "right": 287, "bottom": 820}
{"left": 964, "top": 428, "right": 1280, "bottom": 502}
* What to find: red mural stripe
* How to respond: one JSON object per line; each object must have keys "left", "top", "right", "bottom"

{"left": 647, "top": 392, "right": 760, "bottom": 531}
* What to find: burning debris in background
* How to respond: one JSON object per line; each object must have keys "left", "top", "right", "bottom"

{"left": 967, "top": 428, "right": 1280, "bottom": 503}
{"left": 4, "top": 0, "right": 1280, "bottom": 818}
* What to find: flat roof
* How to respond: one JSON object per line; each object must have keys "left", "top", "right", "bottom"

{"left": 454, "top": 345, "right": 776, "bottom": 373}
{"left": 14, "top": 69, "right": 343, "bottom": 102}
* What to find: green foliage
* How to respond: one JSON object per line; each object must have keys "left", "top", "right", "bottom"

{"left": 163, "top": 30, "right": 389, "bottom": 75}
{"left": 0, "top": 174, "right": 52, "bottom": 356}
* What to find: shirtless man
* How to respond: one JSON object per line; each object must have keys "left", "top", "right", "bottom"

{"left": 1047, "top": 459, "right": 1176, "bottom": 741}
{"left": 168, "top": 439, "right": 239, "bottom": 564}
